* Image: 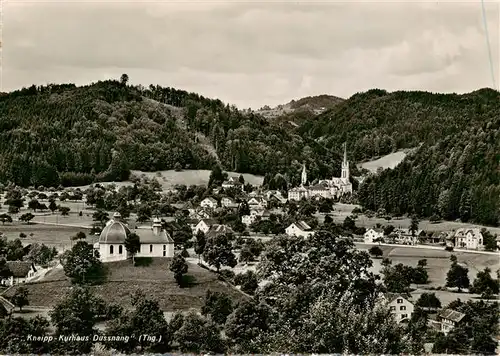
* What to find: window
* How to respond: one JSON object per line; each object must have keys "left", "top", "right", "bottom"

{"left": 400, "top": 306, "right": 406, "bottom": 311}
{"left": 163, "top": 245, "right": 166, "bottom": 251}
{"left": 110, "top": 245, "right": 114, "bottom": 254}
{"left": 119, "top": 245, "right": 123, "bottom": 254}
{"left": 401, "top": 314, "right": 408, "bottom": 319}
{"left": 390, "top": 306, "right": 396, "bottom": 311}
{"left": 150, "top": 245, "right": 153, "bottom": 253}
{"left": 397, "top": 299, "right": 403, "bottom": 304}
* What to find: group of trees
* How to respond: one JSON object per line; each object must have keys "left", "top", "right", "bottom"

{"left": 0, "top": 79, "right": 353, "bottom": 189}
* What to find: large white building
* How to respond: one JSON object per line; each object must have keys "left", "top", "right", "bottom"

{"left": 454, "top": 228, "right": 483, "bottom": 250}
{"left": 288, "top": 142, "right": 353, "bottom": 201}
{"left": 96, "top": 213, "right": 175, "bottom": 262}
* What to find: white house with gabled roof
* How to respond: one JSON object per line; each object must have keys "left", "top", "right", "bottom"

{"left": 454, "top": 228, "right": 483, "bottom": 250}
{"left": 285, "top": 221, "right": 314, "bottom": 238}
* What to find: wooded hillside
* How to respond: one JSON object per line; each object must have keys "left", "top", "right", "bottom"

{"left": 295, "top": 88, "right": 500, "bottom": 226}
{"left": 0, "top": 80, "right": 345, "bottom": 188}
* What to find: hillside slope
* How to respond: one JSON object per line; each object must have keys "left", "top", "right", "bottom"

{"left": 257, "top": 94, "right": 344, "bottom": 120}
{"left": 299, "top": 88, "right": 500, "bottom": 162}
{"left": 0, "top": 81, "right": 345, "bottom": 188}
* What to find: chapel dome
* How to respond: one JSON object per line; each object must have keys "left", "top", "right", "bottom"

{"left": 99, "top": 213, "right": 131, "bottom": 244}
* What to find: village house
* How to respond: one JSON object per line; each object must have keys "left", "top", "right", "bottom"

{"left": 453, "top": 228, "right": 483, "bottom": 250}
{"left": 260, "top": 209, "right": 272, "bottom": 221}
{"left": 206, "top": 224, "right": 234, "bottom": 239}
{"left": 200, "top": 197, "right": 218, "bottom": 209}
{"left": 437, "top": 309, "right": 466, "bottom": 335}
{"left": 186, "top": 218, "right": 199, "bottom": 234}
{"left": 222, "top": 176, "right": 244, "bottom": 191}
{"left": 221, "top": 197, "right": 238, "bottom": 209}
{"left": 394, "top": 228, "right": 422, "bottom": 245}
{"left": 188, "top": 207, "right": 211, "bottom": 220}
{"left": 285, "top": 221, "right": 314, "bottom": 238}
{"left": 194, "top": 219, "right": 217, "bottom": 235}
{"left": 247, "top": 197, "right": 267, "bottom": 210}
{"left": 2, "top": 262, "right": 38, "bottom": 286}
{"left": 383, "top": 293, "right": 414, "bottom": 323}
{"left": 364, "top": 228, "right": 384, "bottom": 243}
{"left": 96, "top": 213, "right": 174, "bottom": 262}
{"left": 241, "top": 214, "right": 256, "bottom": 226}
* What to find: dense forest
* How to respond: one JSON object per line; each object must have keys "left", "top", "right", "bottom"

{"left": 0, "top": 78, "right": 347, "bottom": 188}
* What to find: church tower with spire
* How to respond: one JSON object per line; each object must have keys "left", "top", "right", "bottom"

{"left": 301, "top": 163, "right": 307, "bottom": 186}
{"left": 341, "top": 142, "right": 350, "bottom": 184}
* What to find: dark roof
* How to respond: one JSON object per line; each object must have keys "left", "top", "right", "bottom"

{"left": 385, "top": 293, "right": 412, "bottom": 303}
{"left": 295, "top": 221, "right": 312, "bottom": 231}
{"left": 99, "top": 219, "right": 131, "bottom": 243}
{"left": 206, "top": 224, "right": 234, "bottom": 238}
{"left": 7, "top": 261, "right": 35, "bottom": 278}
{"left": 199, "top": 218, "right": 217, "bottom": 226}
{"left": 136, "top": 228, "right": 174, "bottom": 244}
{"left": 438, "top": 309, "right": 466, "bottom": 323}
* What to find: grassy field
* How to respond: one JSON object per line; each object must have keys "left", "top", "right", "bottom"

{"left": 322, "top": 204, "right": 500, "bottom": 235}
{"left": 0, "top": 222, "right": 92, "bottom": 251}
{"left": 4, "top": 258, "right": 247, "bottom": 312}
{"left": 356, "top": 243, "right": 499, "bottom": 306}
{"left": 358, "top": 149, "right": 413, "bottom": 173}
{"left": 73, "top": 169, "right": 264, "bottom": 192}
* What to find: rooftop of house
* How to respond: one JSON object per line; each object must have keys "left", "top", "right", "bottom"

{"left": 438, "top": 309, "right": 466, "bottom": 323}
{"left": 7, "top": 261, "right": 36, "bottom": 278}
{"left": 454, "top": 228, "right": 482, "bottom": 239}
{"left": 198, "top": 218, "right": 217, "bottom": 226}
{"left": 384, "top": 292, "right": 413, "bottom": 304}
{"left": 367, "top": 228, "right": 384, "bottom": 234}
{"left": 202, "top": 197, "right": 218, "bottom": 203}
{"left": 136, "top": 227, "right": 174, "bottom": 244}
{"left": 206, "top": 224, "right": 234, "bottom": 238}
{"left": 291, "top": 220, "right": 312, "bottom": 231}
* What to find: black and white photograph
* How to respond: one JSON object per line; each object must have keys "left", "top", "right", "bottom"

{"left": 0, "top": 0, "right": 499, "bottom": 354}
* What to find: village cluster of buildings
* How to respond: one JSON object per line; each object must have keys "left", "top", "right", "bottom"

{"left": 288, "top": 143, "right": 353, "bottom": 201}
{"left": 363, "top": 227, "right": 486, "bottom": 250}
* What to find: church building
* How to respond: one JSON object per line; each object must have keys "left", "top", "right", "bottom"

{"left": 288, "top": 142, "right": 353, "bottom": 201}
{"left": 95, "top": 212, "right": 175, "bottom": 262}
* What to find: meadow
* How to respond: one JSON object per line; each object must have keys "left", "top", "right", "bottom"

{"left": 4, "top": 258, "right": 248, "bottom": 311}
{"left": 321, "top": 204, "right": 500, "bottom": 235}
{"left": 0, "top": 222, "right": 92, "bottom": 252}
{"left": 74, "top": 169, "right": 264, "bottom": 192}
{"left": 357, "top": 149, "right": 411, "bottom": 173}
{"left": 357, "top": 243, "right": 499, "bottom": 306}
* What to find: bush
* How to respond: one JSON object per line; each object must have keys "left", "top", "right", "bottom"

{"left": 218, "top": 269, "right": 235, "bottom": 282}
{"left": 180, "top": 249, "right": 190, "bottom": 258}
{"left": 445, "top": 246, "right": 454, "bottom": 252}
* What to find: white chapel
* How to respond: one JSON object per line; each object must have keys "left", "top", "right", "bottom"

{"left": 95, "top": 212, "right": 175, "bottom": 262}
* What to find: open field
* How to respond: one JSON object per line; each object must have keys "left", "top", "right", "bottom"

{"left": 0, "top": 222, "right": 93, "bottom": 251}
{"left": 73, "top": 169, "right": 264, "bottom": 192}
{"left": 358, "top": 149, "right": 414, "bottom": 173}
{"left": 3, "top": 258, "right": 248, "bottom": 312}
{"left": 321, "top": 204, "right": 500, "bottom": 235}
{"left": 356, "top": 243, "right": 499, "bottom": 305}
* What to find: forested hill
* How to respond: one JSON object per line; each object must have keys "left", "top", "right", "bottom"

{"left": 298, "top": 88, "right": 499, "bottom": 226}
{"left": 0, "top": 80, "right": 346, "bottom": 188}
{"left": 298, "top": 88, "right": 500, "bottom": 162}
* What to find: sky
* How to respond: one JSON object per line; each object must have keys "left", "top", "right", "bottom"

{"left": 2, "top": 0, "right": 499, "bottom": 109}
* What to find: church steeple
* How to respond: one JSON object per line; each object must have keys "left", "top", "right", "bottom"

{"left": 301, "top": 163, "right": 307, "bottom": 186}
{"left": 341, "top": 142, "right": 349, "bottom": 182}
